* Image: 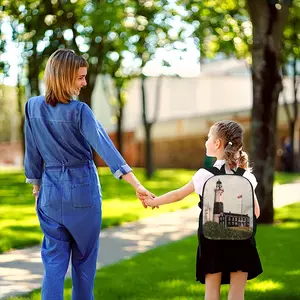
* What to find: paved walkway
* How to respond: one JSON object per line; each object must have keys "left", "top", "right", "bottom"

{"left": 1, "top": 183, "right": 300, "bottom": 299}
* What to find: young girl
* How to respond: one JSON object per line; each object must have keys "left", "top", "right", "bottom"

{"left": 24, "top": 49, "right": 153, "bottom": 300}
{"left": 144, "top": 120, "right": 263, "bottom": 300}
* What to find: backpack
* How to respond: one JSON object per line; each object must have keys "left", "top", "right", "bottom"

{"left": 200, "top": 164, "right": 255, "bottom": 240}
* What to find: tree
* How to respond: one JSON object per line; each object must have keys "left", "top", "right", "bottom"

{"left": 0, "top": 14, "right": 9, "bottom": 132}
{"left": 3, "top": 0, "right": 132, "bottom": 107}
{"left": 4, "top": 0, "right": 88, "bottom": 98}
{"left": 126, "top": 0, "right": 175, "bottom": 178}
{"left": 281, "top": 0, "right": 300, "bottom": 171}
{"left": 102, "top": 55, "right": 134, "bottom": 155}
{"left": 3, "top": 0, "right": 178, "bottom": 174}
{"left": 248, "top": 0, "right": 291, "bottom": 223}
{"left": 99, "top": 0, "right": 175, "bottom": 161}
{"left": 181, "top": 0, "right": 293, "bottom": 223}
{"left": 77, "top": 0, "right": 128, "bottom": 106}
{"left": 101, "top": 21, "right": 141, "bottom": 155}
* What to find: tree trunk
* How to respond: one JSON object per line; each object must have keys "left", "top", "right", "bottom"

{"left": 79, "top": 48, "right": 104, "bottom": 107}
{"left": 141, "top": 74, "right": 154, "bottom": 179}
{"left": 17, "top": 80, "right": 25, "bottom": 163}
{"left": 116, "top": 86, "right": 124, "bottom": 155}
{"left": 248, "top": 0, "right": 289, "bottom": 223}
{"left": 27, "top": 55, "right": 41, "bottom": 96}
{"left": 292, "top": 57, "right": 299, "bottom": 171}
{"left": 145, "top": 122, "right": 153, "bottom": 179}
{"left": 283, "top": 58, "right": 299, "bottom": 172}
{"left": 79, "top": 72, "right": 97, "bottom": 107}
{"left": 296, "top": 117, "right": 300, "bottom": 171}
{"left": 289, "top": 121, "right": 295, "bottom": 171}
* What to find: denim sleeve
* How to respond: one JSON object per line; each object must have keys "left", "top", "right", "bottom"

{"left": 24, "top": 101, "right": 43, "bottom": 185}
{"left": 79, "top": 103, "right": 132, "bottom": 179}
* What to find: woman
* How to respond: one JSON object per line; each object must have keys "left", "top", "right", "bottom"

{"left": 24, "top": 48, "right": 153, "bottom": 300}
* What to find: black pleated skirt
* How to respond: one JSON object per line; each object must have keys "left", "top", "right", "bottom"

{"left": 196, "top": 233, "right": 263, "bottom": 284}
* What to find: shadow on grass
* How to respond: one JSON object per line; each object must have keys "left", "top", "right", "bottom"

{"left": 8, "top": 225, "right": 41, "bottom": 233}
{"left": 6, "top": 204, "right": 300, "bottom": 300}
{"left": 64, "top": 204, "right": 300, "bottom": 299}
{"left": 245, "top": 293, "right": 300, "bottom": 300}
{"left": 65, "top": 221, "right": 300, "bottom": 300}
{"left": 274, "top": 171, "right": 300, "bottom": 185}
{"left": 101, "top": 214, "right": 140, "bottom": 228}
{"left": 0, "top": 225, "right": 42, "bottom": 253}
{"left": 275, "top": 218, "right": 300, "bottom": 223}
{"left": 0, "top": 168, "right": 197, "bottom": 253}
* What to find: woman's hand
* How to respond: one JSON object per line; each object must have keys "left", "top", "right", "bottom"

{"left": 32, "top": 185, "right": 39, "bottom": 211}
{"left": 35, "top": 195, "right": 38, "bottom": 211}
{"left": 144, "top": 195, "right": 157, "bottom": 208}
{"left": 135, "top": 185, "right": 158, "bottom": 209}
{"left": 120, "top": 172, "right": 158, "bottom": 209}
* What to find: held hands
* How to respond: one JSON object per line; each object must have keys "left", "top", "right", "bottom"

{"left": 135, "top": 185, "right": 159, "bottom": 209}
{"left": 143, "top": 195, "right": 157, "bottom": 208}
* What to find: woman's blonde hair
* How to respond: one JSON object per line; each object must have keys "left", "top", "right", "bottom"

{"left": 211, "top": 120, "right": 250, "bottom": 170}
{"left": 45, "top": 49, "right": 88, "bottom": 106}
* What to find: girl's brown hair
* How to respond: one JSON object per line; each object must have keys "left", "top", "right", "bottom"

{"left": 211, "top": 120, "right": 250, "bottom": 170}
{"left": 45, "top": 49, "right": 88, "bottom": 106}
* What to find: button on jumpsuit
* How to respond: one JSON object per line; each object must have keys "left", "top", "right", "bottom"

{"left": 24, "top": 96, "right": 132, "bottom": 300}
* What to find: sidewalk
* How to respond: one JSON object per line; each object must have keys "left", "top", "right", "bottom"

{"left": 1, "top": 183, "right": 300, "bottom": 299}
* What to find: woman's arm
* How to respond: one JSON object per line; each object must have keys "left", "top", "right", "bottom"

{"left": 122, "top": 172, "right": 155, "bottom": 208}
{"left": 79, "top": 103, "right": 132, "bottom": 180}
{"left": 145, "top": 181, "right": 195, "bottom": 207}
{"left": 24, "top": 101, "right": 43, "bottom": 186}
{"left": 79, "top": 104, "right": 156, "bottom": 208}
{"left": 121, "top": 172, "right": 142, "bottom": 190}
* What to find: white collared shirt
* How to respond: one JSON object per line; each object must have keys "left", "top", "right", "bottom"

{"left": 192, "top": 159, "right": 258, "bottom": 196}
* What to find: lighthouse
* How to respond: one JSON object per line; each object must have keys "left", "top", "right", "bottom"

{"left": 213, "top": 179, "right": 224, "bottom": 223}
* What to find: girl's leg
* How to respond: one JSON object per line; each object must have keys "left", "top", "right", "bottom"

{"left": 205, "top": 272, "right": 222, "bottom": 300}
{"left": 228, "top": 271, "right": 248, "bottom": 300}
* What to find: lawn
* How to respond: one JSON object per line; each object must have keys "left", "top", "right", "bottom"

{"left": 7, "top": 202, "right": 300, "bottom": 300}
{"left": 0, "top": 167, "right": 197, "bottom": 254}
{"left": 1, "top": 168, "right": 300, "bottom": 254}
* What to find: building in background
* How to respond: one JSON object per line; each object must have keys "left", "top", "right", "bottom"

{"left": 92, "top": 59, "right": 299, "bottom": 170}
{"left": 1, "top": 59, "right": 298, "bottom": 169}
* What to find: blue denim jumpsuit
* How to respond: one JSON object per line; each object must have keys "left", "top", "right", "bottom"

{"left": 24, "top": 96, "right": 132, "bottom": 300}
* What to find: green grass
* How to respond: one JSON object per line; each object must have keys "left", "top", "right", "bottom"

{"left": 1, "top": 168, "right": 300, "bottom": 254}
{"left": 7, "top": 203, "right": 300, "bottom": 300}
{"left": 0, "top": 167, "right": 197, "bottom": 254}
{"left": 274, "top": 171, "right": 300, "bottom": 185}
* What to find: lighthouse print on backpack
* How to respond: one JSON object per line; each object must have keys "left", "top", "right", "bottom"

{"left": 201, "top": 168, "right": 255, "bottom": 240}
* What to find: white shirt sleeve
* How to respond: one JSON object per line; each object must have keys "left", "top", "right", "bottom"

{"left": 192, "top": 168, "right": 214, "bottom": 196}
{"left": 243, "top": 171, "right": 258, "bottom": 190}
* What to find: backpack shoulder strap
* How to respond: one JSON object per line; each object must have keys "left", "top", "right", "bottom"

{"left": 204, "top": 166, "right": 225, "bottom": 175}
{"left": 205, "top": 164, "right": 245, "bottom": 175}
{"left": 233, "top": 167, "right": 246, "bottom": 176}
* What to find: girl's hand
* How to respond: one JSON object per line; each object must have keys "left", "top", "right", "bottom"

{"left": 144, "top": 196, "right": 158, "bottom": 208}
{"left": 135, "top": 185, "right": 156, "bottom": 208}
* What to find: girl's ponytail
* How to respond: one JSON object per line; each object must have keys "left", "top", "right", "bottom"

{"left": 224, "top": 147, "right": 250, "bottom": 171}
{"left": 224, "top": 143, "right": 239, "bottom": 170}
{"left": 212, "top": 120, "right": 252, "bottom": 172}
{"left": 239, "top": 150, "right": 250, "bottom": 171}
